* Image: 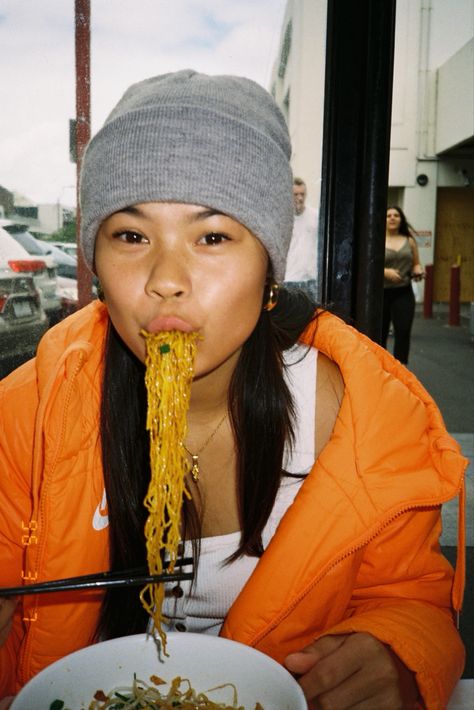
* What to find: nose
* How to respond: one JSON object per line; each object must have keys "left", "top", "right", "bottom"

{"left": 145, "top": 247, "right": 190, "bottom": 300}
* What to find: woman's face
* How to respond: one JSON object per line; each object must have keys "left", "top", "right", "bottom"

{"left": 95, "top": 202, "right": 269, "bottom": 379}
{"left": 386, "top": 208, "right": 401, "bottom": 231}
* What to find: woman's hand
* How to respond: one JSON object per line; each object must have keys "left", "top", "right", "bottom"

{"left": 384, "top": 268, "right": 403, "bottom": 284}
{"left": 411, "top": 265, "right": 425, "bottom": 282}
{"left": 284, "top": 632, "right": 419, "bottom": 709}
{"left": 0, "top": 597, "right": 17, "bottom": 647}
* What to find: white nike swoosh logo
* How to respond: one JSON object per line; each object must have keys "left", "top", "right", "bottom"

{"left": 93, "top": 488, "right": 109, "bottom": 531}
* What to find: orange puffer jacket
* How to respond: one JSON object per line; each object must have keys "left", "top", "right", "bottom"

{"left": 0, "top": 302, "right": 467, "bottom": 707}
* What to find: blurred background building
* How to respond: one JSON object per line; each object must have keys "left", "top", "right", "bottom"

{"left": 270, "top": 0, "right": 474, "bottom": 303}
{"left": 0, "top": 184, "right": 75, "bottom": 237}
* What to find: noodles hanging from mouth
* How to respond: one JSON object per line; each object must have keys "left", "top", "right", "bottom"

{"left": 140, "top": 330, "right": 199, "bottom": 651}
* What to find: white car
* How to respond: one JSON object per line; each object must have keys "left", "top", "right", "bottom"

{"left": 37, "top": 240, "right": 78, "bottom": 280}
{"left": 0, "top": 224, "right": 61, "bottom": 323}
{"left": 50, "top": 241, "right": 78, "bottom": 259}
{"left": 56, "top": 275, "right": 79, "bottom": 318}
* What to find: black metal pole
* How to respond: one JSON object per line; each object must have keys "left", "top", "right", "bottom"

{"left": 319, "top": 0, "right": 396, "bottom": 341}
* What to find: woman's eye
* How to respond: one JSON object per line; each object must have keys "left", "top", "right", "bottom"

{"left": 112, "top": 230, "right": 147, "bottom": 244}
{"left": 200, "top": 232, "right": 229, "bottom": 246}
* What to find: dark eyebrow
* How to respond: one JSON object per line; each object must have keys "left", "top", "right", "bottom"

{"left": 192, "top": 208, "right": 226, "bottom": 221}
{"left": 119, "top": 206, "right": 141, "bottom": 215}
{"left": 114, "top": 205, "right": 226, "bottom": 221}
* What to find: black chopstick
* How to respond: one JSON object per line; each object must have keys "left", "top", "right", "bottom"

{"left": 0, "top": 558, "right": 194, "bottom": 597}
{"left": 25, "top": 557, "right": 194, "bottom": 586}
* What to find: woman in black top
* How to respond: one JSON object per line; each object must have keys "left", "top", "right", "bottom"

{"left": 382, "top": 205, "right": 424, "bottom": 364}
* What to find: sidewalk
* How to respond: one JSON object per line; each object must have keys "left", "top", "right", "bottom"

{"left": 387, "top": 304, "right": 474, "bottom": 677}
{"left": 408, "top": 304, "right": 473, "bottom": 433}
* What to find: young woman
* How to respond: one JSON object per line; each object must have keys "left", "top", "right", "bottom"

{"left": 0, "top": 71, "right": 466, "bottom": 709}
{"left": 383, "top": 205, "right": 425, "bottom": 364}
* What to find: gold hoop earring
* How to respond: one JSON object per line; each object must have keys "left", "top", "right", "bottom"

{"left": 263, "top": 282, "right": 280, "bottom": 311}
{"left": 97, "top": 283, "right": 105, "bottom": 302}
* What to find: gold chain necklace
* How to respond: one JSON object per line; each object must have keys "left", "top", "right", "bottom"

{"left": 182, "top": 412, "right": 227, "bottom": 483}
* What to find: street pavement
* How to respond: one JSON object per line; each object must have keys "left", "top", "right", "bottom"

{"left": 407, "top": 305, "right": 473, "bottom": 433}
{"left": 387, "top": 304, "right": 473, "bottom": 678}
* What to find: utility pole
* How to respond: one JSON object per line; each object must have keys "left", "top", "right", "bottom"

{"left": 75, "top": 0, "right": 93, "bottom": 307}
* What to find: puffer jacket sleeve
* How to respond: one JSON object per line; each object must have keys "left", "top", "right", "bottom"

{"left": 0, "top": 360, "right": 38, "bottom": 697}
{"left": 318, "top": 506, "right": 465, "bottom": 709}
{"left": 223, "top": 311, "right": 466, "bottom": 709}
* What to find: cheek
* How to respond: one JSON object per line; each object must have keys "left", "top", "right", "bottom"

{"left": 96, "top": 244, "right": 142, "bottom": 304}
{"left": 197, "top": 261, "right": 266, "bottom": 355}
{"left": 216, "top": 271, "right": 264, "bottom": 333}
{"left": 96, "top": 266, "right": 146, "bottom": 358}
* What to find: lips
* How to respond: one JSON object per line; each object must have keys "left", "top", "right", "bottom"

{"left": 146, "top": 315, "right": 196, "bottom": 333}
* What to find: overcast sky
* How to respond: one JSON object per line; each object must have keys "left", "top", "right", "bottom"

{"left": 0, "top": 0, "right": 287, "bottom": 206}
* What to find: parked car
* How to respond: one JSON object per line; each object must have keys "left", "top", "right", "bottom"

{"left": 50, "top": 241, "right": 79, "bottom": 259}
{"left": 36, "top": 244, "right": 93, "bottom": 319}
{"left": 0, "top": 238, "right": 48, "bottom": 377}
{"left": 56, "top": 275, "right": 98, "bottom": 317}
{"left": 37, "top": 240, "right": 78, "bottom": 280}
{"left": 1, "top": 223, "right": 62, "bottom": 323}
{"left": 56, "top": 276, "right": 80, "bottom": 318}
{"left": 38, "top": 241, "right": 99, "bottom": 297}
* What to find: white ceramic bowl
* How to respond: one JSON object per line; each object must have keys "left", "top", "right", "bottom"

{"left": 12, "top": 632, "right": 307, "bottom": 709}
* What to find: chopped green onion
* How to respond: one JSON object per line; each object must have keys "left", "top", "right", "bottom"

{"left": 114, "top": 691, "right": 130, "bottom": 700}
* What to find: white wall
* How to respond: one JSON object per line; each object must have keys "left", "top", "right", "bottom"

{"left": 389, "top": 0, "right": 422, "bottom": 185}
{"left": 436, "top": 39, "right": 474, "bottom": 154}
{"left": 288, "top": 0, "right": 326, "bottom": 207}
{"left": 429, "top": 0, "right": 474, "bottom": 68}
{"left": 438, "top": 158, "right": 474, "bottom": 187}
{"left": 270, "top": 0, "right": 326, "bottom": 207}
{"left": 402, "top": 160, "right": 438, "bottom": 272}
{"left": 38, "top": 203, "right": 63, "bottom": 235}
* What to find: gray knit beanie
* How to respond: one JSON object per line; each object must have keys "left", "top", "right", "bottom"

{"left": 79, "top": 69, "right": 293, "bottom": 281}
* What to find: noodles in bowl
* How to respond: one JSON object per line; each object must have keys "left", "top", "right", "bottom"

{"left": 81, "top": 673, "right": 263, "bottom": 708}
{"left": 11, "top": 633, "right": 306, "bottom": 710}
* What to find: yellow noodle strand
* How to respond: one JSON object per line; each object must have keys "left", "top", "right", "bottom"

{"left": 139, "top": 330, "right": 199, "bottom": 651}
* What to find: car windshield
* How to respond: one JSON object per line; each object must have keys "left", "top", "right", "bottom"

{"left": 9, "top": 230, "right": 45, "bottom": 256}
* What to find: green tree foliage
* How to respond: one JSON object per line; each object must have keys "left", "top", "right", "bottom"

{"left": 49, "top": 219, "right": 77, "bottom": 243}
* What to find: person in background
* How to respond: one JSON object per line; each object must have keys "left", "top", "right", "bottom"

{"left": 0, "top": 72, "right": 466, "bottom": 710}
{"left": 383, "top": 205, "right": 425, "bottom": 364}
{"left": 284, "top": 177, "right": 319, "bottom": 300}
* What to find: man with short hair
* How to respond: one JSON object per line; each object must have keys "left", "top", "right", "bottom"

{"left": 284, "top": 177, "right": 319, "bottom": 300}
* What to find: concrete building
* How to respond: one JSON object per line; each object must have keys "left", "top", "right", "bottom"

{"left": 270, "top": 0, "right": 474, "bottom": 302}
{"left": 0, "top": 186, "right": 73, "bottom": 236}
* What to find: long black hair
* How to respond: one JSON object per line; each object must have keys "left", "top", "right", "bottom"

{"left": 96, "top": 286, "right": 318, "bottom": 639}
{"left": 386, "top": 205, "right": 416, "bottom": 238}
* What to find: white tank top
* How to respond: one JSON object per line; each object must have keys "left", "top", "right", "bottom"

{"left": 160, "top": 344, "right": 318, "bottom": 635}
